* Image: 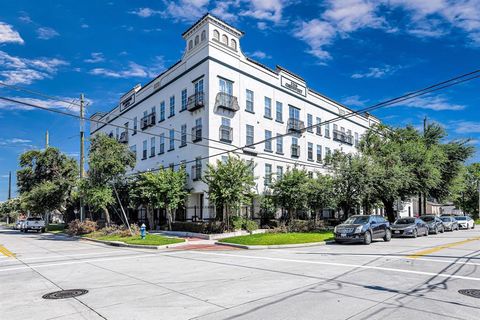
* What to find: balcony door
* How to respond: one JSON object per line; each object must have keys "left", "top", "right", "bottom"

{"left": 219, "top": 78, "right": 233, "bottom": 95}
{"left": 289, "top": 105, "right": 300, "bottom": 120}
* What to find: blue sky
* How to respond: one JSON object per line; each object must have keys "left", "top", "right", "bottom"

{"left": 0, "top": 0, "right": 479, "bottom": 200}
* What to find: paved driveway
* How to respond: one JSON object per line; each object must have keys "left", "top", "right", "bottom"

{"left": 1, "top": 227, "right": 480, "bottom": 320}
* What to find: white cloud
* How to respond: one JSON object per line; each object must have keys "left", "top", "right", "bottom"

{"left": 80, "top": 23, "right": 89, "bottom": 29}
{"left": 293, "top": 19, "right": 336, "bottom": 60}
{"left": 0, "top": 137, "right": 35, "bottom": 149}
{"left": 211, "top": 1, "right": 240, "bottom": 22}
{"left": 240, "top": 0, "right": 289, "bottom": 24}
{"left": 129, "top": 7, "right": 162, "bottom": 18}
{"left": 342, "top": 95, "right": 368, "bottom": 107}
{"left": 84, "top": 52, "right": 105, "bottom": 63}
{"left": 162, "top": 0, "right": 209, "bottom": 22}
{"left": 0, "top": 51, "right": 68, "bottom": 85}
{"left": 36, "top": 27, "right": 59, "bottom": 40}
{"left": 451, "top": 121, "right": 480, "bottom": 134}
{"left": 248, "top": 50, "right": 271, "bottom": 59}
{"left": 0, "top": 96, "right": 89, "bottom": 113}
{"left": 0, "top": 22, "right": 24, "bottom": 44}
{"left": 398, "top": 95, "right": 466, "bottom": 111}
{"left": 351, "top": 65, "right": 400, "bottom": 79}
{"left": 89, "top": 57, "right": 165, "bottom": 79}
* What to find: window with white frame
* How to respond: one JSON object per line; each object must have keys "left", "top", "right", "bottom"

{"left": 276, "top": 134, "right": 283, "bottom": 154}
{"left": 316, "top": 145, "right": 322, "bottom": 162}
{"left": 325, "top": 123, "right": 330, "bottom": 138}
{"left": 168, "top": 129, "right": 175, "bottom": 151}
{"left": 160, "top": 101, "right": 165, "bottom": 121}
{"left": 355, "top": 132, "right": 359, "bottom": 146}
{"left": 213, "top": 30, "right": 219, "bottom": 41}
{"left": 246, "top": 124, "right": 254, "bottom": 146}
{"left": 265, "top": 130, "right": 272, "bottom": 151}
{"left": 246, "top": 89, "right": 254, "bottom": 112}
{"left": 308, "top": 142, "right": 313, "bottom": 161}
{"left": 133, "top": 117, "right": 137, "bottom": 134}
{"left": 181, "top": 124, "right": 187, "bottom": 147}
{"left": 195, "top": 78, "right": 204, "bottom": 94}
{"left": 277, "top": 166, "right": 283, "bottom": 180}
{"left": 130, "top": 145, "right": 136, "bottom": 159}
{"left": 142, "top": 140, "right": 147, "bottom": 159}
{"left": 307, "top": 114, "right": 313, "bottom": 132}
{"left": 316, "top": 117, "right": 321, "bottom": 135}
{"left": 169, "top": 96, "right": 175, "bottom": 117}
{"left": 264, "top": 96, "right": 272, "bottom": 118}
{"left": 264, "top": 164, "right": 272, "bottom": 186}
{"left": 276, "top": 101, "right": 283, "bottom": 122}
{"left": 219, "top": 78, "right": 233, "bottom": 95}
{"left": 181, "top": 89, "right": 187, "bottom": 111}
{"left": 159, "top": 133, "right": 165, "bottom": 154}
{"left": 150, "top": 137, "right": 155, "bottom": 157}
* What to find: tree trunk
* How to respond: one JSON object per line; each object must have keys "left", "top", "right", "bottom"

{"left": 167, "top": 208, "right": 172, "bottom": 231}
{"left": 104, "top": 207, "right": 111, "bottom": 226}
{"left": 383, "top": 199, "right": 395, "bottom": 223}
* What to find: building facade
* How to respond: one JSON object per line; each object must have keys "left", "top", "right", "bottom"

{"left": 90, "top": 14, "right": 380, "bottom": 224}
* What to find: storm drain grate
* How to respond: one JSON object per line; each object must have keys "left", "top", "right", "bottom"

{"left": 42, "top": 289, "right": 88, "bottom": 300}
{"left": 458, "top": 289, "right": 480, "bottom": 299}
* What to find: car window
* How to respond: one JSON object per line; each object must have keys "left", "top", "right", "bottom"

{"left": 440, "top": 217, "right": 451, "bottom": 222}
{"left": 395, "top": 218, "right": 415, "bottom": 224}
{"left": 344, "top": 216, "right": 370, "bottom": 224}
{"left": 421, "top": 216, "right": 434, "bottom": 222}
{"left": 27, "top": 217, "right": 42, "bottom": 221}
{"left": 455, "top": 216, "right": 466, "bottom": 221}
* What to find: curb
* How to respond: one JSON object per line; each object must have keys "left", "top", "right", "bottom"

{"left": 79, "top": 236, "right": 188, "bottom": 250}
{"left": 216, "top": 240, "right": 335, "bottom": 250}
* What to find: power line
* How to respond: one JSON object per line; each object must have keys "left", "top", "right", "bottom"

{"left": 1, "top": 69, "right": 479, "bottom": 177}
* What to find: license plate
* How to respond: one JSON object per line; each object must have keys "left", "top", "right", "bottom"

{"left": 340, "top": 233, "right": 346, "bottom": 237}
{"left": 394, "top": 231, "right": 400, "bottom": 234}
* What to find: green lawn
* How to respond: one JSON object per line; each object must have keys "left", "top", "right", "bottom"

{"left": 85, "top": 233, "right": 185, "bottom": 246}
{"left": 476, "top": 219, "right": 480, "bottom": 225}
{"left": 47, "top": 223, "right": 65, "bottom": 234}
{"left": 219, "top": 231, "right": 334, "bottom": 246}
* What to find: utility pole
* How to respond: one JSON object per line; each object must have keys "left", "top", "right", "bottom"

{"left": 79, "top": 94, "right": 85, "bottom": 221}
{"left": 45, "top": 130, "right": 49, "bottom": 148}
{"left": 8, "top": 171, "right": 11, "bottom": 200}
{"left": 422, "top": 116, "right": 428, "bottom": 216}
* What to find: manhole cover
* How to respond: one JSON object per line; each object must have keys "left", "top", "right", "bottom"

{"left": 458, "top": 289, "right": 480, "bottom": 299}
{"left": 42, "top": 289, "right": 88, "bottom": 300}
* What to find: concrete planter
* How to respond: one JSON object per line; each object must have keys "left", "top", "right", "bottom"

{"left": 217, "top": 240, "right": 335, "bottom": 250}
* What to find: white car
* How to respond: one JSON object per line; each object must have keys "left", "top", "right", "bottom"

{"left": 454, "top": 216, "right": 475, "bottom": 229}
{"left": 20, "top": 217, "right": 46, "bottom": 233}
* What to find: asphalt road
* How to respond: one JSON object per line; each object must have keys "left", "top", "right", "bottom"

{"left": 1, "top": 227, "right": 480, "bottom": 320}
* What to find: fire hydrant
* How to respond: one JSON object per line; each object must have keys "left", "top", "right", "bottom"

{"left": 140, "top": 224, "right": 146, "bottom": 240}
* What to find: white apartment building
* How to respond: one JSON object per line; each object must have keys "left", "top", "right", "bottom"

{"left": 90, "top": 14, "right": 380, "bottom": 224}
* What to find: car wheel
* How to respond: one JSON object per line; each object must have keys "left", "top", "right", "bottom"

{"left": 383, "top": 229, "right": 392, "bottom": 242}
{"left": 363, "top": 231, "right": 372, "bottom": 245}
{"left": 472, "top": 224, "right": 475, "bottom": 229}
{"left": 413, "top": 229, "right": 418, "bottom": 238}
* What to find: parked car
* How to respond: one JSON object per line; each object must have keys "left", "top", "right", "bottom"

{"left": 454, "top": 216, "right": 475, "bottom": 229}
{"left": 14, "top": 219, "right": 25, "bottom": 230}
{"left": 391, "top": 217, "right": 429, "bottom": 238}
{"left": 334, "top": 215, "right": 391, "bottom": 245}
{"left": 20, "top": 217, "right": 46, "bottom": 233}
{"left": 440, "top": 216, "right": 459, "bottom": 231}
{"left": 420, "top": 215, "right": 445, "bottom": 234}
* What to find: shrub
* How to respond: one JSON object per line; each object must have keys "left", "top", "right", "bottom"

{"left": 244, "top": 220, "right": 259, "bottom": 232}
{"left": 171, "top": 222, "right": 207, "bottom": 233}
{"left": 99, "top": 224, "right": 140, "bottom": 237}
{"left": 205, "top": 221, "right": 226, "bottom": 234}
{"left": 67, "top": 219, "right": 98, "bottom": 235}
{"left": 230, "top": 216, "right": 246, "bottom": 230}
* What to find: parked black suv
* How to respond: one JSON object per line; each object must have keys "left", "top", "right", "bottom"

{"left": 334, "top": 215, "right": 391, "bottom": 245}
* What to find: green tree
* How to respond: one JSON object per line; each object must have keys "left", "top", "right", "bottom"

{"left": 451, "top": 163, "right": 480, "bottom": 218}
{"left": 203, "top": 155, "right": 256, "bottom": 229}
{"left": 16, "top": 147, "right": 78, "bottom": 222}
{"left": 306, "top": 173, "right": 336, "bottom": 221}
{"left": 328, "top": 152, "right": 371, "bottom": 218}
{"left": 131, "top": 167, "right": 189, "bottom": 230}
{"left": 81, "top": 133, "right": 135, "bottom": 225}
{"left": 0, "top": 198, "right": 22, "bottom": 222}
{"left": 271, "top": 168, "right": 309, "bottom": 221}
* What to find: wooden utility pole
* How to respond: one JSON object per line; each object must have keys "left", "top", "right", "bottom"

{"left": 7, "top": 171, "right": 11, "bottom": 200}
{"left": 421, "top": 116, "right": 428, "bottom": 216}
{"left": 79, "top": 93, "right": 85, "bottom": 221}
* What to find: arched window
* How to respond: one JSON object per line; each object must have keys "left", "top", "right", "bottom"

{"left": 194, "top": 35, "right": 199, "bottom": 45}
{"left": 213, "top": 30, "right": 219, "bottom": 41}
{"left": 231, "top": 39, "right": 237, "bottom": 50}
{"left": 188, "top": 40, "right": 193, "bottom": 50}
{"left": 222, "top": 34, "right": 228, "bottom": 44}
{"left": 201, "top": 30, "right": 206, "bottom": 41}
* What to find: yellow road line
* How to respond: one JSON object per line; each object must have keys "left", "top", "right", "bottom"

{"left": 0, "top": 245, "right": 15, "bottom": 258}
{"left": 407, "top": 237, "right": 480, "bottom": 259}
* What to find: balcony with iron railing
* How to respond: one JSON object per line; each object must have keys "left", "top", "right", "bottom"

{"left": 215, "top": 92, "right": 239, "bottom": 112}
{"left": 191, "top": 164, "right": 202, "bottom": 181}
{"left": 141, "top": 113, "right": 156, "bottom": 130}
{"left": 118, "top": 131, "right": 129, "bottom": 143}
{"left": 333, "top": 130, "right": 353, "bottom": 145}
{"left": 187, "top": 92, "right": 204, "bottom": 112}
{"left": 219, "top": 125, "right": 233, "bottom": 143}
{"left": 291, "top": 144, "right": 300, "bottom": 158}
{"left": 191, "top": 125, "right": 202, "bottom": 142}
{"left": 287, "top": 118, "right": 305, "bottom": 134}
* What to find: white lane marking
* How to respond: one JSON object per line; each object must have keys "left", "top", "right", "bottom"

{"left": 184, "top": 251, "right": 480, "bottom": 282}
{"left": 0, "top": 251, "right": 184, "bottom": 273}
